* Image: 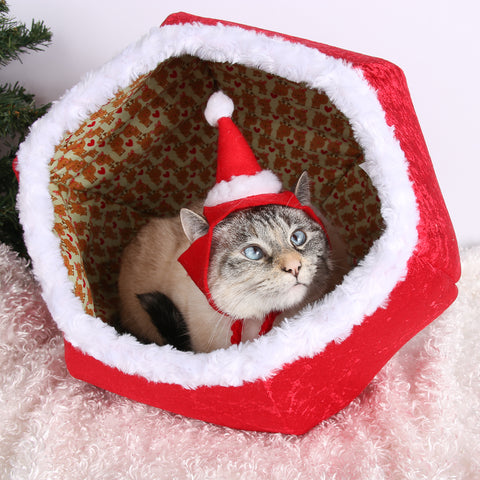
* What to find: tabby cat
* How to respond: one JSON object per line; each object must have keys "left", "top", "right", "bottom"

{"left": 117, "top": 173, "right": 348, "bottom": 352}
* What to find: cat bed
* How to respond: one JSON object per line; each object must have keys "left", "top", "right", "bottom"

{"left": 16, "top": 12, "right": 460, "bottom": 434}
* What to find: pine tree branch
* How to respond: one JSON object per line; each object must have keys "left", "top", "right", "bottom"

{"left": 0, "top": 147, "right": 29, "bottom": 259}
{"left": 0, "top": 1, "right": 52, "bottom": 257}
{"left": 0, "top": 1, "right": 52, "bottom": 67}
{"left": 0, "top": 82, "right": 50, "bottom": 138}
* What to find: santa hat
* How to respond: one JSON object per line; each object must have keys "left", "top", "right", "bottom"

{"left": 202, "top": 91, "right": 283, "bottom": 207}
{"left": 178, "top": 91, "right": 327, "bottom": 334}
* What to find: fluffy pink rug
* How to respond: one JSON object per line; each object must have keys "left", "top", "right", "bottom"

{"left": 1, "top": 242, "right": 479, "bottom": 479}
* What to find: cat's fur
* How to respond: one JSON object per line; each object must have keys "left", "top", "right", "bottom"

{"left": 117, "top": 173, "right": 349, "bottom": 352}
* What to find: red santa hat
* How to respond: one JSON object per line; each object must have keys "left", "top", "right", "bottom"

{"left": 178, "top": 91, "right": 327, "bottom": 339}
{"left": 202, "top": 91, "right": 283, "bottom": 207}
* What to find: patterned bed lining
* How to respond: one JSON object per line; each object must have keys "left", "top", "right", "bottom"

{"left": 49, "top": 55, "right": 384, "bottom": 322}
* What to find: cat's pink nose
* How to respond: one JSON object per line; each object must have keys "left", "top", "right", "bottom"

{"left": 282, "top": 256, "right": 302, "bottom": 277}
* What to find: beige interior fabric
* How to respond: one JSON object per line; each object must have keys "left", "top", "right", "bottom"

{"left": 49, "top": 55, "right": 384, "bottom": 322}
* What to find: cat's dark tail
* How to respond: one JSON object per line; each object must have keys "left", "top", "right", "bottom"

{"left": 136, "top": 292, "right": 192, "bottom": 352}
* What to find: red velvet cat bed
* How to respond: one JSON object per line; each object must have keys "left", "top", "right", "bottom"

{"left": 16, "top": 12, "right": 460, "bottom": 434}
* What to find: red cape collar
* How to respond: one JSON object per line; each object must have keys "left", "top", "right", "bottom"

{"left": 230, "top": 311, "right": 278, "bottom": 345}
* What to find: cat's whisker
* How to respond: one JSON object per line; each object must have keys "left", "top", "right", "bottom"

{"left": 206, "top": 313, "right": 229, "bottom": 351}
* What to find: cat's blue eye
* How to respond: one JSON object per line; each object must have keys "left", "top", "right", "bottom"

{"left": 290, "top": 229, "right": 307, "bottom": 247}
{"left": 243, "top": 245, "right": 264, "bottom": 260}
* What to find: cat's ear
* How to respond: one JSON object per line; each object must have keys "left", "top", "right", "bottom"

{"left": 180, "top": 208, "right": 209, "bottom": 243}
{"left": 294, "top": 171, "right": 311, "bottom": 205}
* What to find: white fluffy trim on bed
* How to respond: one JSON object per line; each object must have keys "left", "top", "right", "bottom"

{"left": 16, "top": 21, "right": 418, "bottom": 388}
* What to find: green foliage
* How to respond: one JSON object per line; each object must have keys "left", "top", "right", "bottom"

{"left": 0, "top": 1, "right": 52, "bottom": 258}
{"left": 0, "top": 82, "right": 50, "bottom": 138}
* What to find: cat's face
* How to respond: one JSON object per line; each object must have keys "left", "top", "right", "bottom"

{"left": 207, "top": 205, "right": 331, "bottom": 319}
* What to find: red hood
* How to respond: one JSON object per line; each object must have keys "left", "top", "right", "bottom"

{"left": 178, "top": 191, "right": 328, "bottom": 315}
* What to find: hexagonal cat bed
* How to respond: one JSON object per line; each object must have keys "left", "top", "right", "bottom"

{"left": 16, "top": 13, "right": 460, "bottom": 434}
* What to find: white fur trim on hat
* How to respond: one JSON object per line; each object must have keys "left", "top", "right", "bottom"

{"left": 204, "top": 170, "right": 283, "bottom": 207}
{"left": 204, "top": 91, "right": 234, "bottom": 127}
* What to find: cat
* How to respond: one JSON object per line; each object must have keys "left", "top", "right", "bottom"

{"left": 117, "top": 172, "right": 349, "bottom": 353}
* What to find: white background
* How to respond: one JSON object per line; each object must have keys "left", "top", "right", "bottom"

{"left": 4, "top": 0, "right": 479, "bottom": 247}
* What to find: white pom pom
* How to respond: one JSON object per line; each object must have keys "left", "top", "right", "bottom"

{"left": 204, "top": 91, "right": 234, "bottom": 127}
